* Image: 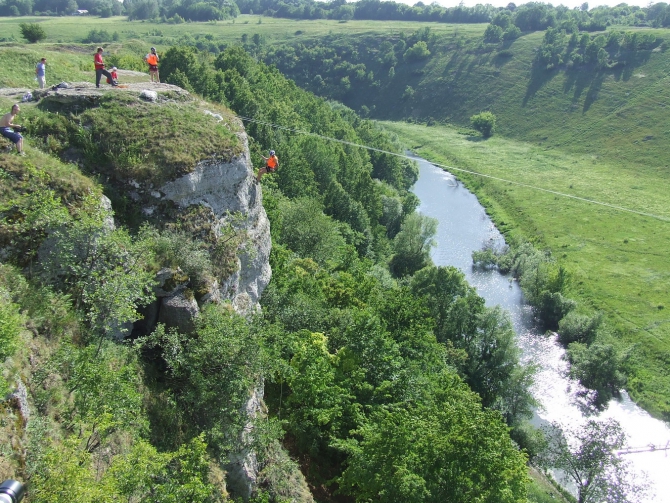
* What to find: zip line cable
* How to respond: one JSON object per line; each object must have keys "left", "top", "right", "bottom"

{"left": 226, "top": 112, "right": 670, "bottom": 223}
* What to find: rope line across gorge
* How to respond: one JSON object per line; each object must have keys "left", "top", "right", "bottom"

{"left": 227, "top": 112, "right": 670, "bottom": 223}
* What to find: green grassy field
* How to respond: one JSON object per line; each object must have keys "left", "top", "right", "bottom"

{"left": 0, "top": 15, "right": 483, "bottom": 88}
{"left": 0, "top": 15, "right": 481, "bottom": 47}
{"left": 380, "top": 120, "right": 670, "bottom": 418}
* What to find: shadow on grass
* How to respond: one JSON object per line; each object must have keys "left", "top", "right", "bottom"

{"left": 523, "top": 64, "right": 560, "bottom": 106}
{"left": 561, "top": 46, "right": 659, "bottom": 109}
{"left": 492, "top": 52, "right": 514, "bottom": 69}
{"left": 563, "top": 64, "right": 597, "bottom": 104}
{"left": 465, "top": 135, "right": 487, "bottom": 142}
{"left": 611, "top": 47, "right": 655, "bottom": 82}
{"left": 583, "top": 72, "right": 605, "bottom": 112}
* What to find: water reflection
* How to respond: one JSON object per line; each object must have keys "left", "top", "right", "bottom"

{"left": 410, "top": 154, "right": 670, "bottom": 502}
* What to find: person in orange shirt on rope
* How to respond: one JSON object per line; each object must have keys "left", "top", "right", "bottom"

{"left": 257, "top": 150, "right": 278, "bottom": 182}
{"left": 145, "top": 47, "right": 160, "bottom": 83}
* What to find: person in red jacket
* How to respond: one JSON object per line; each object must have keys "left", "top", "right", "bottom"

{"left": 94, "top": 47, "right": 117, "bottom": 88}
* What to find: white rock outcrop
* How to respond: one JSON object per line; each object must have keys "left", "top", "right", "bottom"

{"left": 159, "top": 131, "right": 272, "bottom": 313}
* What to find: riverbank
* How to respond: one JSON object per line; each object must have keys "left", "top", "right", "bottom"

{"left": 382, "top": 120, "right": 670, "bottom": 422}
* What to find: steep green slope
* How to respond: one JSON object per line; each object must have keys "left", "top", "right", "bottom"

{"left": 262, "top": 25, "right": 670, "bottom": 169}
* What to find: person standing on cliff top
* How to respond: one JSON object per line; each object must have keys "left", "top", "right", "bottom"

{"left": 145, "top": 47, "right": 160, "bottom": 83}
{"left": 257, "top": 150, "right": 279, "bottom": 182}
{"left": 35, "top": 58, "right": 46, "bottom": 89}
{"left": 94, "top": 47, "right": 117, "bottom": 88}
{"left": 0, "top": 104, "right": 26, "bottom": 156}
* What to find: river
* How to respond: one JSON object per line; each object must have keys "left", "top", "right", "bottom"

{"left": 410, "top": 154, "right": 670, "bottom": 502}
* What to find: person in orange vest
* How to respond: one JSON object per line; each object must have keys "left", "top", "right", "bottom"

{"left": 257, "top": 150, "right": 279, "bottom": 182}
{"left": 145, "top": 47, "right": 160, "bottom": 83}
{"left": 94, "top": 47, "right": 117, "bottom": 88}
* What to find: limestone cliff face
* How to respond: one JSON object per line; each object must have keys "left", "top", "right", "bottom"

{"left": 158, "top": 131, "right": 272, "bottom": 313}
{"left": 11, "top": 82, "right": 271, "bottom": 317}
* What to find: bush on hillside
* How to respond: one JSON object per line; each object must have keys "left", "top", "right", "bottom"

{"left": 503, "top": 26, "right": 522, "bottom": 40}
{"left": 403, "top": 41, "right": 431, "bottom": 62}
{"left": 470, "top": 111, "right": 496, "bottom": 138}
{"left": 83, "top": 29, "right": 113, "bottom": 44}
{"left": 0, "top": 288, "right": 21, "bottom": 361}
{"left": 484, "top": 24, "right": 503, "bottom": 43}
{"left": 20, "top": 23, "right": 46, "bottom": 43}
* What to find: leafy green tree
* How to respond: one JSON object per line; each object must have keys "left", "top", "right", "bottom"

{"left": 470, "top": 111, "right": 497, "bottom": 138}
{"left": 389, "top": 213, "right": 437, "bottom": 276}
{"left": 541, "top": 419, "right": 647, "bottom": 503}
{"left": 276, "top": 197, "right": 347, "bottom": 265}
{"left": 380, "top": 195, "right": 404, "bottom": 238}
{"left": 567, "top": 342, "right": 626, "bottom": 410}
{"left": 403, "top": 41, "right": 431, "bottom": 62}
{"left": 106, "top": 436, "right": 219, "bottom": 503}
{"left": 0, "top": 184, "right": 70, "bottom": 267}
{"left": 411, "top": 266, "right": 535, "bottom": 417}
{"left": 338, "top": 372, "right": 529, "bottom": 503}
{"left": 147, "top": 304, "right": 266, "bottom": 455}
{"left": 464, "top": 306, "right": 522, "bottom": 407}
{"left": 30, "top": 434, "right": 220, "bottom": 503}
{"left": 20, "top": 22, "right": 46, "bottom": 43}
{"left": 558, "top": 311, "right": 602, "bottom": 345}
{"left": 411, "top": 266, "right": 483, "bottom": 344}
{"left": 40, "top": 200, "right": 155, "bottom": 343}
{"left": 125, "top": 0, "right": 159, "bottom": 20}
{"left": 280, "top": 330, "right": 349, "bottom": 456}
{"left": 484, "top": 24, "right": 504, "bottom": 43}
{"left": 533, "top": 291, "right": 574, "bottom": 329}
{"left": 492, "top": 11, "right": 512, "bottom": 29}
{"left": 52, "top": 341, "right": 147, "bottom": 452}
{"left": 29, "top": 436, "right": 107, "bottom": 503}
{"left": 503, "top": 26, "right": 522, "bottom": 40}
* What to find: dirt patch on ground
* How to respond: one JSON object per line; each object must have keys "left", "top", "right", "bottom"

{"left": 0, "top": 88, "right": 30, "bottom": 99}
{"left": 44, "top": 44, "right": 94, "bottom": 54}
{"left": 117, "top": 69, "right": 150, "bottom": 78}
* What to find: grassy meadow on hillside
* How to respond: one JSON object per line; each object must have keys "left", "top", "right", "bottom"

{"left": 0, "top": 15, "right": 478, "bottom": 47}
{"left": 381, "top": 120, "right": 670, "bottom": 417}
